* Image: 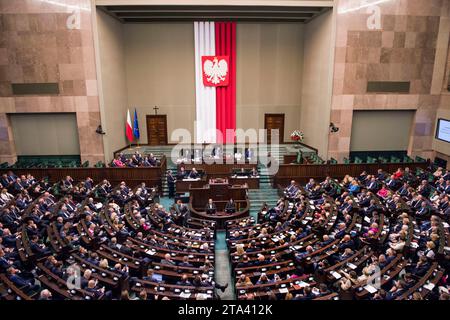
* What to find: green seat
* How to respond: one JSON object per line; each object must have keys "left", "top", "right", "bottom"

{"left": 354, "top": 157, "right": 363, "bottom": 164}
{"left": 94, "top": 161, "right": 105, "bottom": 168}
{"left": 366, "top": 156, "right": 377, "bottom": 164}
{"left": 82, "top": 161, "right": 89, "bottom": 168}
{"left": 403, "top": 155, "right": 413, "bottom": 163}
{"left": 343, "top": 158, "right": 350, "bottom": 164}
{"left": 415, "top": 156, "right": 426, "bottom": 163}
{"left": 330, "top": 158, "right": 338, "bottom": 164}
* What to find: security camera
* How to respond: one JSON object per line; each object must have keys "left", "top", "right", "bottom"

{"left": 96, "top": 125, "right": 106, "bottom": 135}
{"left": 329, "top": 123, "right": 339, "bottom": 133}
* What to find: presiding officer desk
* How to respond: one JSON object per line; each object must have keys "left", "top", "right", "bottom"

{"left": 188, "top": 178, "right": 250, "bottom": 229}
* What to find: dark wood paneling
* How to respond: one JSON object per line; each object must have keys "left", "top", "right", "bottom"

{"left": 265, "top": 114, "right": 285, "bottom": 144}
{"left": 146, "top": 115, "right": 168, "bottom": 145}
{"left": 11, "top": 157, "right": 167, "bottom": 193}
{"left": 274, "top": 162, "right": 429, "bottom": 185}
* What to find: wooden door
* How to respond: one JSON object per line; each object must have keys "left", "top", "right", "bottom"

{"left": 146, "top": 115, "right": 168, "bottom": 145}
{"left": 264, "top": 114, "right": 285, "bottom": 144}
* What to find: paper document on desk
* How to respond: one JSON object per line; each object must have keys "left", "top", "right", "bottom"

{"left": 331, "top": 271, "right": 342, "bottom": 279}
{"left": 364, "top": 285, "right": 378, "bottom": 294}
{"left": 423, "top": 283, "right": 435, "bottom": 291}
{"left": 347, "top": 263, "right": 357, "bottom": 270}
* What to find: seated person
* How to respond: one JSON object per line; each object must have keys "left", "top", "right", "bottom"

{"left": 177, "top": 167, "right": 187, "bottom": 180}
{"left": 235, "top": 168, "right": 248, "bottom": 177}
{"left": 205, "top": 199, "right": 217, "bottom": 214}
{"left": 284, "top": 180, "right": 299, "bottom": 198}
{"left": 188, "top": 168, "right": 200, "bottom": 179}
{"left": 225, "top": 199, "right": 236, "bottom": 213}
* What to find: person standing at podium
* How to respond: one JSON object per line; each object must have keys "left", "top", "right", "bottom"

{"left": 166, "top": 170, "right": 176, "bottom": 198}
{"left": 205, "top": 198, "right": 217, "bottom": 214}
{"left": 188, "top": 168, "right": 199, "bottom": 179}
{"left": 225, "top": 198, "right": 236, "bottom": 214}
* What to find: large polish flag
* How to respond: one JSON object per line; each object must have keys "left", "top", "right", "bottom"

{"left": 194, "top": 21, "right": 236, "bottom": 144}
{"left": 125, "top": 109, "right": 133, "bottom": 143}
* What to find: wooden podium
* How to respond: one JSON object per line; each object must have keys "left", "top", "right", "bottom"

{"left": 188, "top": 179, "right": 249, "bottom": 229}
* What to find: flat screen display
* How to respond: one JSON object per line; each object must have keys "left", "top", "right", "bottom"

{"left": 436, "top": 118, "right": 450, "bottom": 143}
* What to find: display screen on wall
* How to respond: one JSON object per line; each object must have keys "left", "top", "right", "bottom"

{"left": 436, "top": 118, "right": 450, "bottom": 143}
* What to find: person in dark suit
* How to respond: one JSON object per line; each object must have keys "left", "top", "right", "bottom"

{"left": 166, "top": 170, "right": 176, "bottom": 198}
{"left": 85, "top": 279, "right": 106, "bottom": 300}
{"left": 416, "top": 201, "right": 430, "bottom": 219}
{"left": 338, "top": 235, "right": 355, "bottom": 251}
{"left": 0, "top": 174, "right": 11, "bottom": 188}
{"left": 205, "top": 199, "right": 217, "bottom": 214}
{"left": 7, "top": 267, "right": 40, "bottom": 294}
{"left": 177, "top": 167, "right": 187, "bottom": 180}
{"left": 188, "top": 168, "right": 199, "bottom": 179}
{"left": 410, "top": 256, "right": 430, "bottom": 277}
{"left": 225, "top": 199, "right": 236, "bottom": 213}
{"left": 29, "top": 235, "right": 51, "bottom": 258}
{"left": 179, "top": 256, "right": 194, "bottom": 267}
{"left": 367, "top": 177, "right": 379, "bottom": 192}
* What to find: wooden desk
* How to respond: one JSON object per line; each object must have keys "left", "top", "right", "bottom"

{"left": 188, "top": 182, "right": 250, "bottom": 229}
{"left": 179, "top": 163, "right": 256, "bottom": 179}
{"left": 176, "top": 178, "right": 207, "bottom": 193}
{"left": 229, "top": 176, "right": 260, "bottom": 189}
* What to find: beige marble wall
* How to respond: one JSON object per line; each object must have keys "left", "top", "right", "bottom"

{"left": 0, "top": 0, "right": 104, "bottom": 165}
{"left": 329, "top": 0, "right": 450, "bottom": 162}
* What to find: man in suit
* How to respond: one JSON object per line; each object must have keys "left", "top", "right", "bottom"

{"left": 7, "top": 267, "right": 40, "bottom": 294}
{"left": 85, "top": 279, "right": 107, "bottom": 300}
{"left": 84, "top": 177, "right": 93, "bottom": 190}
{"left": 416, "top": 201, "right": 430, "bottom": 219}
{"left": 225, "top": 199, "right": 236, "bottom": 214}
{"left": 161, "top": 253, "right": 177, "bottom": 266}
{"left": 12, "top": 178, "right": 24, "bottom": 193}
{"left": 444, "top": 180, "right": 450, "bottom": 195}
{"left": 398, "top": 182, "right": 410, "bottom": 197}
{"left": 376, "top": 169, "right": 386, "bottom": 181}
{"left": 188, "top": 168, "right": 200, "bottom": 179}
{"left": 0, "top": 174, "right": 11, "bottom": 188}
{"left": 177, "top": 167, "right": 187, "bottom": 180}
{"left": 179, "top": 256, "right": 194, "bottom": 268}
{"left": 205, "top": 199, "right": 217, "bottom": 214}
{"left": 386, "top": 175, "right": 400, "bottom": 190}
{"left": 166, "top": 170, "right": 176, "bottom": 198}
{"left": 245, "top": 148, "right": 253, "bottom": 161}
{"left": 177, "top": 274, "right": 192, "bottom": 286}
{"left": 338, "top": 235, "right": 355, "bottom": 251}
{"left": 29, "top": 235, "right": 51, "bottom": 258}
{"left": 285, "top": 180, "right": 299, "bottom": 198}
{"left": 367, "top": 177, "right": 379, "bottom": 192}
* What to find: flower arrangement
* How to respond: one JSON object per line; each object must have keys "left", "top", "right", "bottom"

{"left": 290, "top": 130, "right": 304, "bottom": 142}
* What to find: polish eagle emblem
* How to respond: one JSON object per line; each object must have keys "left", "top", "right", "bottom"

{"left": 202, "top": 56, "right": 229, "bottom": 87}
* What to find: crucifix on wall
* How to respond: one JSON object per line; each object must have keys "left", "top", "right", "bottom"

{"left": 153, "top": 106, "right": 159, "bottom": 115}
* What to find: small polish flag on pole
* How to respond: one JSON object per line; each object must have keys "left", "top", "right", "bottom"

{"left": 126, "top": 109, "right": 133, "bottom": 143}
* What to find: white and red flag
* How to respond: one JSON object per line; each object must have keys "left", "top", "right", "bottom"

{"left": 194, "top": 21, "right": 236, "bottom": 144}
{"left": 125, "top": 109, "right": 133, "bottom": 143}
